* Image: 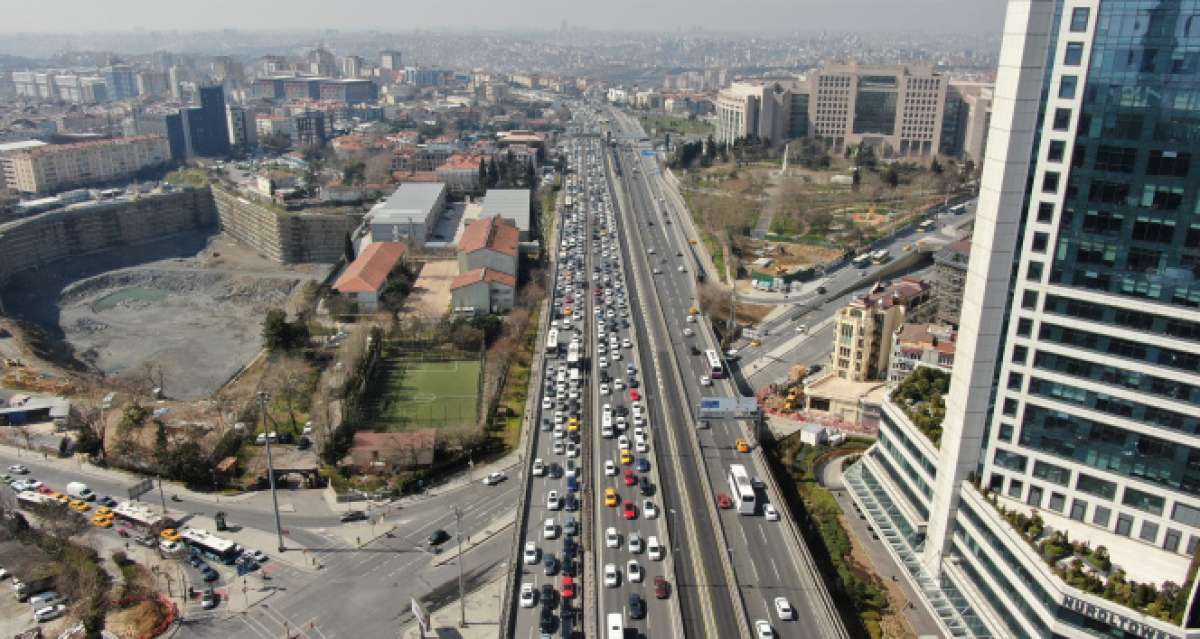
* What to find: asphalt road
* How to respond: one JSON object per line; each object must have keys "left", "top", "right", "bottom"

{"left": 608, "top": 110, "right": 842, "bottom": 638}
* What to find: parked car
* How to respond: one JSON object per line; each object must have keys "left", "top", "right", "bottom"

{"left": 201, "top": 588, "right": 218, "bottom": 609}
{"left": 33, "top": 604, "right": 66, "bottom": 623}
{"left": 339, "top": 510, "right": 367, "bottom": 523}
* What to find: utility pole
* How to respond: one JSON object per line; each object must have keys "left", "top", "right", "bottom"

{"left": 453, "top": 505, "right": 465, "bottom": 627}
{"left": 258, "top": 391, "right": 286, "bottom": 552}
{"left": 156, "top": 473, "right": 167, "bottom": 516}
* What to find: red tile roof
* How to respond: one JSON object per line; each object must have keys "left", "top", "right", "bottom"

{"left": 437, "top": 153, "right": 483, "bottom": 171}
{"left": 343, "top": 430, "right": 436, "bottom": 471}
{"left": 333, "top": 241, "right": 407, "bottom": 294}
{"left": 458, "top": 215, "right": 519, "bottom": 257}
{"left": 450, "top": 267, "right": 517, "bottom": 290}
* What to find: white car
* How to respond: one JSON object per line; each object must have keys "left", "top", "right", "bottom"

{"left": 643, "top": 499, "right": 659, "bottom": 519}
{"left": 683, "top": 327, "right": 695, "bottom": 337}
{"left": 546, "top": 491, "right": 562, "bottom": 510}
{"left": 542, "top": 397, "right": 552, "bottom": 410}
{"left": 774, "top": 597, "right": 794, "bottom": 620}
{"left": 565, "top": 443, "right": 579, "bottom": 458}
{"left": 622, "top": 338, "right": 632, "bottom": 349}
{"left": 248, "top": 550, "right": 268, "bottom": 563}
{"left": 677, "top": 265, "right": 686, "bottom": 273}
{"left": 764, "top": 503, "right": 780, "bottom": 521}
{"left": 686, "top": 314, "right": 697, "bottom": 324}
{"left": 0, "top": 567, "right": 8, "bottom": 580}
{"left": 627, "top": 532, "right": 643, "bottom": 554}
{"left": 605, "top": 460, "right": 617, "bottom": 476}
{"left": 627, "top": 559, "right": 644, "bottom": 583}
{"left": 600, "top": 383, "right": 610, "bottom": 395}
{"left": 519, "top": 583, "right": 537, "bottom": 607}
{"left": 7, "top": 465, "right": 28, "bottom": 474}
{"left": 795, "top": 324, "right": 807, "bottom": 333}
{"left": 552, "top": 441, "right": 565, "bottom": 455}
{"left": 604, "top": 563, "right": 620, "bottom": 588}
{"left": 543, "top": 518, "right": 558, "bottom": 539}
{"left": 700, "top": 375, "right": 712, "bottom": 387}
{"left": 33, "top": 604, "right": 66, "bottom": 623}
{"left": 613, "top": 379, "right": 625, "bottom": 390}
{"left": 532, "top": 458, "right": 546, "bottom": 476}
{"left": 482, "top": 472, "right": 506, "bottom": 486}
{"left": 755, "top": 620, "right": 775, "bottom": 638}
{"left": 605, "top": 527, "right": 620, "bottom": 548}
{"left": 635, "top": 439, "right": 649, "bottom": 453}
{"left": 647, "top": 536, "right": 663, "bottom": 561}
{"left": 618, "top": 435, "right": 630, "bottom": 449}
{"left": 524, "top": 542, "right": 539, "bottom": 564}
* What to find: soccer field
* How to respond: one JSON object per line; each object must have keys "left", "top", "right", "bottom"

{"left": 368, "top": 355, "right": 482, "bottom": 431}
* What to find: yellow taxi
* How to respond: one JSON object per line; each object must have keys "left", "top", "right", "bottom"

{"left": 566, "top": 418, "right": 580, "bottom": 433}
{"left": 95, "top": 506, "right": 113, "bottom": 517}
{"left": 605, "top": 488, "right": 619, "bottom": 507}
{"left": 619, "top": 449, "right": 633, "bottom": 465}
{"left": 51, "top": 492, "right": 70, "bottom": 504}
{"left": 91, "top": 514, "right": 113, "bottom": 528}
{"left": 160, "top": 528, "right": 181, "bottom": 542}
{"left": 69, "top": 500, "right": 91, "bottom": 513}
{"left": 750, "top": 339, "right": 762, "bottom": 348}
{"left": 563, "top": 306, "right": 574, "bottom": 316}
{"left": 735, "top": 438, "right": 750, "bottom": 453}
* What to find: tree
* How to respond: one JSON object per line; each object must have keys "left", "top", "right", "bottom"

{"left": 487, "top": 158, "right": 499, "bottom": 187}
{"left": 884, "top": 165, "right": 899, "bottom": 188}
{"left": 930, "top": 156, "right": 943, "bottom": 174}
{"left": 478, "top": 157, "right": 488, "bottom": 189}
{"left": 364, "top": 153, "right": 394, "bottom": 185}
{"left": 260, "top": 132, "right": 292, "bottom": 154}
{"left": 264, "top": 355, "right": 314, "bottom": 432}
{"left": 343, "top": 232, "right": 356, "bottom": 264}
{"left": 262, "top": 309, "right": 291, "bottom": 351}
{"left": 58, "top": 436, "right": 70, "bottom": 457}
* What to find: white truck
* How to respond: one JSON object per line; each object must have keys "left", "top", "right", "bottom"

{"left": 65, "top": 482, "right": 94, "bottom": 502}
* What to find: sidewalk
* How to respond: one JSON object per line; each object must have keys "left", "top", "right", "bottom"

{"left": 320, "top": 451, "right": 521, "bottom": 513}
{"left": 431, "top": 511, "right": 515, "bottom": 567}
{"left": 399, "top": 571, "right": 506, "bottom": 639}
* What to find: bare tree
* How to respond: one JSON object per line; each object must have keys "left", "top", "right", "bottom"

{"left": 365, "top": 153, "right": 395, "bottom": 185}
{"left": 262, "top": 355, "right": 314, "bottom": 433}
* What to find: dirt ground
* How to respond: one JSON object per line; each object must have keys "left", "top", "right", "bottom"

{"left": 1, "top": 231, "right": 329, "bottom": 400}
{"left": 402, "top": 260, "right": 457, "bottom": 318}
{"left": 734, "top": 236, "right": 844, "bottom": 269}
{"left": 842, "top": 513, "right": 918, "bottom": 639}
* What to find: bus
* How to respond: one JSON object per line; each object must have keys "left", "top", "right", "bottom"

{"left": 113, "top": 500, "right": 174, "bottom": 530}
{"left": 606, "top": 613, "right": 624, "bottom": 639}
{"left": 704, "top": 349, "right": 725, "bottom": 380}
{"left": 181, "top": 528, "right": 243, "bottom": 564}
{"left": 727, "top": 464, "right": 757, "bottom": 515}
{"left": 567, "top": 341, "right": 582, "bottom": 368}
{"left": 546, "top": 328, "right": 559, "bottom": 354}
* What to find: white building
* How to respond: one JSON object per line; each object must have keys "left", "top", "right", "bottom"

{"left": 366, "top": 182, "right": 447, "bottom": 244}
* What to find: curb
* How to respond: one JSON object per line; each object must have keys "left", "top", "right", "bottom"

{"left": 432, "top": 513, "right": 516, "bottom": 567}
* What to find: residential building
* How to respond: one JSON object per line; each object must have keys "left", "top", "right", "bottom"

{"left": 183, "top": 85, "right": 231, "bottom": 158}
{"left": 292, "top": 111, "right": 326, "bottom": 147}
{"left": 844, "top": 3, "right": 1200, "bottom": 639}
{"left": 808, "top": 62, "right": 946, "bottom": 156}
{"left": 0, "top": 140, "right": 48, "bottom": 192}
{"left": 379, "top": 50, "right": 403, "bottom": 71}
{"left": 887, "top": 323, "right": 956, "bottom": 383}
{"left": 450, "top": 267, "right": 516, "bottom": 314}
{"left": 104, "top": 65, "right": 138, "bottom": 100}
{"left": 318, "top": 79, "right": 378, "bottom": 104}
{"left": 129, "top": 111, "right": 188, "bottom": 161}
{"left": 366, "top": 182, "right": 447, "bottom": 243}
{"left": 831, "top": 277, "right": 929, "bottom": 381}
{"left": 479, "top": 189, "right": 532, "bottom": 241}
{"left": 457, "top": 215, "right": 519, "bottom": 277}
{"left": 2, "top": 135, "right": 170, "bottom": 195}
{"left": 332, "top": 241, "right": 407, "bottom": 312}
{"left": 136, "top": 71, "right": 169, "bottom": 97}
{"left": 226, "top": 105, "right": 257, "bottom": 150}
{"left": 434, "top": 153, "right": 483, "bottom": 195}
{"left": 931, "top": 239, "right": 971, "bottom": 326}
{"left": 307, "top": 47, "right": 337, "bottom": 77}
{"left": 340, "top": 55, "right": 365, "bottom": 78}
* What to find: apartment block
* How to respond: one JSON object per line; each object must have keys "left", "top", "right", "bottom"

{"left": 3, "top": 136, "right": 170, "bottom": 195}
{"left": 831, "top": 278, "right": 929, "bottom": 382}
{"left": 888, "top": 323, "right": 957, "bottom": 383}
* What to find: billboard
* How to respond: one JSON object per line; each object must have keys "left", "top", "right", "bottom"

{"left": 698, "top": 397, "right": 760, "bottom": 420}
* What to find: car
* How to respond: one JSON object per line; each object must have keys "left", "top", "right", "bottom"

{"left": 91, "top": 514, "right": 113, "bottom": 528}
{"left": 619, "top": 449, "right": 634, "bottom": 465}
{"left": 7, "top": 464, "right": 28, "bottom": 474}
{"left": 520, "top": 583, "right": 537, "bottom": 608}
{"left": 201, "top": 588, "right": 218, "bottom": 609}
{"left": 33, "top": 604, "right": 66, "bottom": 622}
{"left": 561, "top": 575, "right": 576, "bottom": 599}
{"left": 546, "top": 491, "right": 562, "bottom": 510}
{"left": 764, "top": 503, "right": 780, "bottom": 521}
{"left": 69, "top": 500, "right": 90, "bottom": 513}
{"left": 795, "top": 324, "right": 807, "bottom": 333}
{"left": 639, "top": 477, "right": 654, "bottom": 496}
{"left": 775, "top": 596, "right": 795, "bottom": 620}
{"left": 201, "top": 567, "right": 219, "bottom": 582}
{"left": 736, "top": 438, "right": 751, "bottom": 453}
{"left": 622, "top": 500, "right": 637, "bottom": 520}
{"left": 340, "top": 510, "right": 367, "bottom": 523}
{"left": 548, "top": 462, "right": 563, "bottom": 478}
{"left": 481, "top": 471, "right": 508, "bottom": 486}
{"left": 641, "top": 498, "right": 660, "bottom": 519}
{"left": 565, "top": 494, "right": 579, "bottom": 512}
{"left": 605, "top": 487, "right": 619, "bottom": 507}
{"left": 652, "top": 575, "right": 673, "bottom": 600}
{"left": 605, "top": 527, "right": 620, "bottom": 548}
{"left": 628, "top": 532, "right": 644, "bottom": 554}
{"left": 634, "top": 458, "right": 650, "bottom": 473}
{"left": 623, "top": 469, "right": 636, "bottom": 486}
{"left": 543, "top": 518, "right": 558, "bottom": 540}
{"left": 98, "top": 496, "right": 117, "bottom": 508}
{"left": 700, "top": 375, "right": 712, "bottom": 387}
{"left": 524, "top": 542, "right": 539, "bottom": 564}
{"left": 604, "top": 563, "right": 620, "bottom": 587}
{"left": 427, "top": 529, "right": 450, "bottom": 546}
{"left": 541, "top": 584, "right": 558, "bottom": 610}
{"left": 544, "top": 553, "right": 559, "bottom": 576}
{"left": 717, "top": 493, "right": 734, "bottom": 509}
{"left": 629, "top": 592, "right": 647, "bottom": 619}
{"left": 627, "top": 559, "right": 643, "bottom": 583}
{"left": 755, "top": 619, "right": 775, "bottom": 638}
{"left": 564, "top": 516, "right": 578, "bottom": 537}
{"left": 604, "top": 460, "right": 617, "bottom": 476}
{"left": 635, "top": 438, "right": 649, "bottom": 453}
{"left": 160, "top": 528, "right": 182, "bottom": 542}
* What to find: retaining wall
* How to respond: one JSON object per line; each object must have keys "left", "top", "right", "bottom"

{"left": 211, "top": 186, "right": 362, "bottom": 264}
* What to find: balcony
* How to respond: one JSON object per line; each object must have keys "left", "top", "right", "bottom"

{"left": 889, "top": 366, "right": 949, "bottom": 448}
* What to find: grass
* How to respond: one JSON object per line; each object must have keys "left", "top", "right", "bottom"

{"left": 494, "top": 309, "right": 540, "bottom": 451}
{"left": 365, "top": 343, "right": 481, "bottom": 432}
{"left": 700, "top": 230, "right": 728, "bottom": 283}
{"left": 889, "top": 366, "right": 949, "bottom": 448}
{"left": 164, "top": 167, "right": 211, "bottom": 187}
{"left": 638, "top": 114, "right": 713, "bottom": 137}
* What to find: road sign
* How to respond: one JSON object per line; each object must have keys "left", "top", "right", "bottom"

{"left": 640, "top": 149, "right": 655, "bottom": 157}
{"left": 411, "top": 598, "right": 431, "bottom": 632}
{"left": 698, "top": 397, "right": 760, "bottom": 420}
{"left": 127, "top": 478, "right": 154, "bottom": 500}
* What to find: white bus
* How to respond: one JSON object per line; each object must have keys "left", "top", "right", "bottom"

{"left": 546, "top": 328, "right": 559, "bottom": 354}
{"left": 567, "top": 341, "right": 582, "bottom": 368}
{"left": 607, "top": 613, "right": 624, "bottom": 639}
{"left": 181, "top": 528, "right": 243, "bottom": 564}
{"left": 727, "top": 464, "right": 757, "bottom": 515}
{"left": 704, "top": 349, "right": 725, "bottom": 380}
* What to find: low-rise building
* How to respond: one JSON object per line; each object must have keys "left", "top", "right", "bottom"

{"left": 332, "top": 241, "right": 408, "bottom": 312}
{"left": 457, "top": 215, "right": 519, "bottom": 277}
{"left": 802, "top": 375, "right": 887, "bottom": 428}
{"left": 887, "top": 323, "right": 956, "bottom": 383}
{"left": 366, "top": 182, "right": 447, "bottom": 244}
{"left": 478, "top": 189, "right": 532, "bottom": 241}
{"left": 450, "top": 267, "right": 516, "bottom": 315}
{"left": 931, "top": 239, "right": 971, "bottom": 327}
{"left": 434, "top": 153, "right": 483, "bottom": 195}
{"left": 831, "top": 277, "right": 929, "bottom": 382}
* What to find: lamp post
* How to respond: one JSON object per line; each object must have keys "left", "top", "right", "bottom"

{"left": 452, "top": 506, "right": 466, "bottom": 627}
{"left": 258, "top": 391, "right": 285, "bottom": 552}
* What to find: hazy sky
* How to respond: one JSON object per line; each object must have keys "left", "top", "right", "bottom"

{"left": 0, "top": 0, "right": 1006, "bottom": 33}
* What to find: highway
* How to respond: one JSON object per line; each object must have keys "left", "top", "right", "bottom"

{"left": 605, "top": 107, "right": 848, "bottom": 639}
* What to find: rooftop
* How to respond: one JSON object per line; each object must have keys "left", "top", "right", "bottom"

{"left": 333, "top": 241, "right": 407, "bottom": 294}
{"left": 480, "top": 189, "right": 531, "bottom": 230}
{"left": 0, "top": 140, "right": 48, "bottom": 154}
{"left": 894, "top": 323, "right": 957, "bottom": 352}
{"left": 458, "top": 215, "right": 519, "bottom": 257}
{"left": 889, "top": 365, "right": 949, "bottom": 447}
{"left": 18, "top": 135, "right": 163, "bottom": 156}
{"left": 370, "top": 182, "right": 447, "bottom": 223}
{"left": 450, "top": 267, "right": 516, "bottom": 290}
{"left": 805, "top": 375, "right": 888, "bottom": 404}
{"left": 343, "top": 430, "right": 437, "bottom": 469}
{"left": 438, "top": 153, "right": 483, "bottom": 171}
{"left": 854, "top": 276, "right": 928, "bottom": 310}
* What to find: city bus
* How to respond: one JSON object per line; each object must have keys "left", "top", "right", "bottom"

{"left": 113, "top": 500, "right": 174, "bottom": 530}
{"left": 545, "top": 328, "right": 559, "bottom": 354}
{"left": 181, "top": 528, "right": 243, "bottom": 564}
{"left": 704, "top": 349, "right": 725, "bottom": 380}
{"left": 727, "top": 464, "right": 757, "bottom": 515}
{"left": 567, "top": 341, "right": 582, "bottom": 368}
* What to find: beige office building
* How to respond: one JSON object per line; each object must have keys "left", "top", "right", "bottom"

{"left": 714, "top": 80, "right": 795, "bottom": 146}
{"left": 3, "top": 135, "right": 170, "bottom": 195}
{"left": 808, "top": 63, "right": 947, "bottom": 156}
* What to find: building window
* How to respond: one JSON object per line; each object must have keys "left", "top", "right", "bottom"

{"left": 1048, "top": 140, "right": 1066, "bottom": 162}
{"left": 1053, "top": 108, "right": 1072, "bottom": 131}
{"left": 1042, "top": 172, "right": 1060, "bottom": 193}
{"left": 1027, "top": 485, "right": 1044, "bottom": 507}
{"left": 1146, "top": 150, "right": 1191, "bottom": 177}
{"left": 1036, "top": 202, "right": 1055, "bottom": 222}
{"left": 1122, "top": 487, "right": 1166, "bottom": 515}
{"left": 1032, "top": 232, "right": 1049, "bottom": 253}
{"left": 1094, "top": 505, "right": 1112, "bottom": 527}
{"left": 1077, "top": 473, "right": 1117, "bottom": 499}
{"left": 1049, "top": 492, "right": 1066, "bottom": 512}
{"left": 1164, "top": 529, "right": 1182, "bottom": 552}
{"left": 1116, "top": 513, "right": 1134, "bottom": 536}
{"left": 1059, "top": 75, "right": 1078, "bottom": 99}
{"left": 994, "top": 448, "right": 1028, "bottom": 471}
{"left": 998, "top": 423, "right": 1014, "bottom": 443}
{"left": 1172, "top": 503, "right": 1200, "bottom": 527}
{"left": 1021, "top": 290, "right": 1039, "bottom": 310}
{"left": 1008, "top": 372, "right": 1024, "bottom": 390}
{"left": 1033, "top": 460, "right": 1071, "bottom": 486}
{"left": 1012, "top": 345, "right": 1028, "bottom": 364}
{"left": 1026, "top": 262, "right": 1043, "bottom": 281}
{"left": 1065, "top": 43, "right": 1085, "bottom": 66}
{"left": 1008, "top": 479, "right": 1024, "bottom": 499}
{"left": 1140, "top": 521, "right": 1159, "bottom": 543}
{"left": 1070, "top": 499, "right": 1088, "bottom": 521}
{"left": 1188, "top": 537, "right": 1200, "bottom": 556}
{"left": 1002, "top": 397, "right": 1019, "bottom": 417}
{"left": 1070, "top": 7, "right": 1091, "bottom": 32}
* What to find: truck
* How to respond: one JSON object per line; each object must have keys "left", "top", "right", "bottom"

{"left": 65, "top": 482, "right": 94, "bottom": 502}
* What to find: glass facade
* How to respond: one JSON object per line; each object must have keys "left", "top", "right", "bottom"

{"left": 853, "top": 76, "right": 899, "bottom": 135}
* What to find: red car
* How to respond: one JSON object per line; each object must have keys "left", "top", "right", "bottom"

{"left": 654, "top": 575, "right": 671, "bottom": 599}
{"left": 629, "top": 389, "right": 640, "bottom": 401}
{"left": 716, "top": 493, "right": 733, "bottom": 509}
{"left": 561, "top": 575, "right": 576, "bottom": 599}
{"left": 622, "top": 500, "right": 637, "bottom": 520}
{"left": 623, "top": 469, "right": 637, "bottom": 486}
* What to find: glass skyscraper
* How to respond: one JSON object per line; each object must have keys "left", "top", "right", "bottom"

{"left": 845, "top": 1, "right": 1200, "bottom": 637}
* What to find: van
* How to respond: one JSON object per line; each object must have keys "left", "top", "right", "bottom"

{"left": 65, "top": 482, "right": 94, "bottom": 502}
{"left": 607, "top": 613, "right": 624, "bottom": 639}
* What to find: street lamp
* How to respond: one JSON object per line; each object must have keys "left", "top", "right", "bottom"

{"left": 257, "top": 391, "right": 285, "bottom": 553}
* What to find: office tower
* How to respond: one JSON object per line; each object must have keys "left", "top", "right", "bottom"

{"left": 183, "top": 85, "right": 231, "bottom": 158}
{"left": 380, "top": 50, "right": 403, "bottom": 71}
{"left": 340, "top": 55, "right": 365, "bottom": 78}
{"left": 226, "top": 105, "right": 256, "bottom": 151}
{"left": 169, "top": 65, "right": 185, "bottom": 99}
{"left": 104, "top": 65, "right": 138, "bottom": 100}
{"left": 808, "top": 62, "right": 946, "bottom": 157}
{"left": 845, "top": 1, "right": 1200, "bottom": 638}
